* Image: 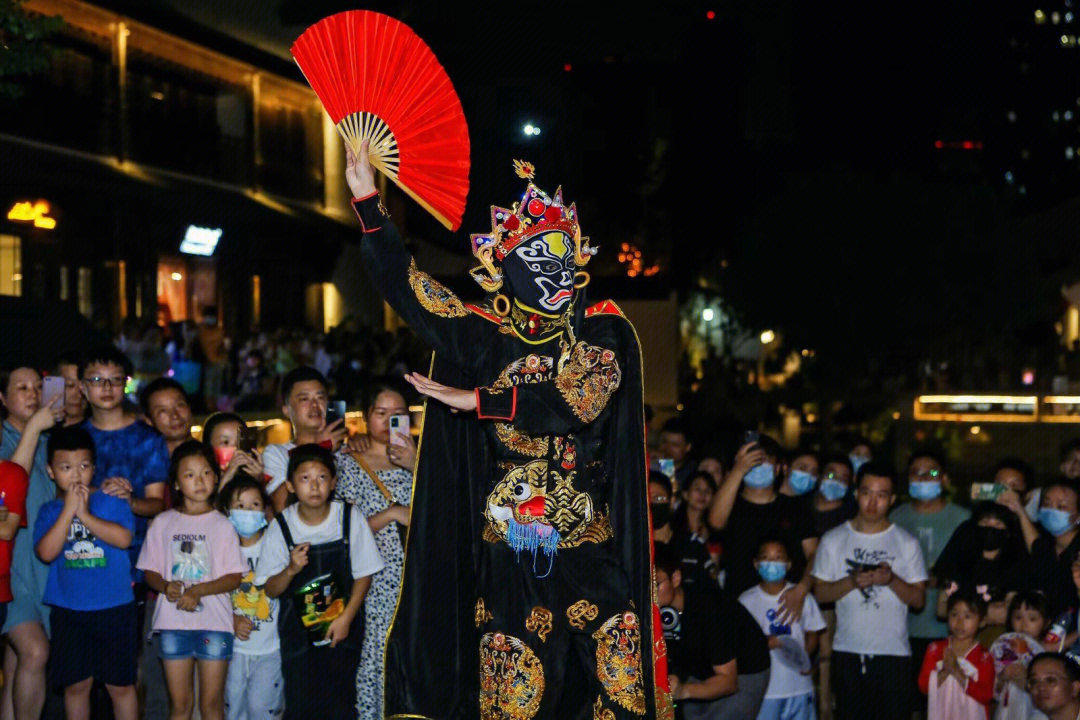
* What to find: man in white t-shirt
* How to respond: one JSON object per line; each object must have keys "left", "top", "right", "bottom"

{"left": 811, "top": 462, "right": 927, "bottom": 720}
{"left": 263, "top": 367, "right": 349, "bottom": 512}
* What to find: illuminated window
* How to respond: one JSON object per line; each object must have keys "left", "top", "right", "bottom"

{"left": 59, "top": 265, "right": 69, "bottom": 301}
{"left": 0, "top": 235, "right": 22, "bottom": 297}
{"left": 77, "top": 267, "right": 92, "bottom": 317}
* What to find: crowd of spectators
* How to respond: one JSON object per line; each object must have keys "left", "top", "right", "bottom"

{"left": 651, "top": 416, "right": 1080, "bottom": 720}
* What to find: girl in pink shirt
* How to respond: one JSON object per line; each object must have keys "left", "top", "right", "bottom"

{"left": 137, "top": 442, "right": 246, "bottom": 720}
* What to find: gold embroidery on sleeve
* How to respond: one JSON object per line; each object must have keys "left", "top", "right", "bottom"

{"left": 555, "top": 344, "right": 622, "bottom": 422}
{"left": 408, "top": 258, "right": 468, "bottom": 318}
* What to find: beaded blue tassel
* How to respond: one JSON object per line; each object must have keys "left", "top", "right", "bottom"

{"left": 506, "top": 518, "right": 561, "bottom": 578}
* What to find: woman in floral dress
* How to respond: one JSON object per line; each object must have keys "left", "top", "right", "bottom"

{"left": 335, "top": 383, "right": 414, "bottom": 720}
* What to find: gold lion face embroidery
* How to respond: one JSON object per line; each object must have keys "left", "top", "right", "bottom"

{"left": 479, "top": 632, "right": 545, "bottom": 720}
{"left": 592, "top": 612, "right": 647, "bottom": 715}
{"left": 485, "top": 461, "right": 596, "bottom": 556}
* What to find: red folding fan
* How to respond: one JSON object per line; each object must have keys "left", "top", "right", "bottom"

{"left": 292, "top": 11, "right": 470, "bottom": 230}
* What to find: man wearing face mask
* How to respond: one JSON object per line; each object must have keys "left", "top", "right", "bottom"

{"left": 888, "top": 448, "right": 970, "bottom": 710}
{"left": 778, "top": 449, "right": 820, "bottom": 500}
{"left": 708, "top": 434, "right": 818, "bottom": 620}
{"left": 1030, "top": 481, "right": 1080, "bottom": 616}
{"left": 346, "top": 149, "right": 663, "bottom": 717}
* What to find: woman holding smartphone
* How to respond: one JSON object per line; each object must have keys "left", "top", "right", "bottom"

{"left": 334, "top": 382, "right": 414, "bottom": 720}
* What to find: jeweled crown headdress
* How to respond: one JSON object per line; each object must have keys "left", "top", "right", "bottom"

{"left": 469, "top": 160, "right": 597, "bottom": 292}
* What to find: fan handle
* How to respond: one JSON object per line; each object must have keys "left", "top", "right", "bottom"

{"left": 337, "top": 111, "right": 455, "bottom": 230}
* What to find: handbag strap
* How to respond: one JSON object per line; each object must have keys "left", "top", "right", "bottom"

{"left": 349, "top": 451, "right": 394, "bottom": 504}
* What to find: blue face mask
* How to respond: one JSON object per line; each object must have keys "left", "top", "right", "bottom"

{"left": 743, "top": 463, "right": 775, "bottom": 489}
{"left": 819, "top": 478, "right": 848, "bottom": 502}
{"left": 757, "top": 561, "right": 788, "bottom": 583}
{"left": 229, "top": 509, "right": 268, "bottom": 538}
{"left": 1040, "top": 507, "right": 1076, "bottom": 537}
{"left": 788, "top": 470, "right": 816, "bottom": 495}
{"left": 909, "top": 480, "right": 942, "bottom": 502}
{"left": 849, "top": 454, "right": 870, "bottom": 476}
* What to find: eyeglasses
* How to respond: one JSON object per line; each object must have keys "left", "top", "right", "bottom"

{"left": 84, "top": 376, "right": 127, "bottom": 389}
{"left": 1028, "top": 674, "right": 1069, "bottom": 691}
{"left": 909, "top": 469, "right": 941, "bottom": 480}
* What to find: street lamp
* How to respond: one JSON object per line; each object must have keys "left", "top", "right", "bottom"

{"left": 523, "top": 123, "right": 541, "bottom": 136}
{"left": 760, "top": 329, "right": 775, "bottom": 344}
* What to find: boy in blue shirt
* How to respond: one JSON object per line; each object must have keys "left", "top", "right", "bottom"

{"left": 34, "top": 426, "right": 137, "bottom": 720}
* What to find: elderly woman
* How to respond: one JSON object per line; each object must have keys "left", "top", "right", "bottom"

{"left": 335, "top": 382, "right": 414, "bottom": 720}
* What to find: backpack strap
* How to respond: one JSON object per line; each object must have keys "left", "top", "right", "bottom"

{"left": 341, "top": 501, "right": 351, "bottom": 550}
{"left": 276, "top": 513, "right": 296, "bottom": 551}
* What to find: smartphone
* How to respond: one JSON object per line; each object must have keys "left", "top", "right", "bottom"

{"left": 389, "top": 414, "right": 411, "bottom": 446}
{"left": 43, "top": 375, "right": 65, "bottom": 408}
{"left": 657, "top": 458, "right": 675, "bottom": 479}
{"left": 743, "top": 430, "right": 760, "bottom": 449}
{"left": 237, "top": 427, "right": 256, "bottom": 455}
{"left": 971, "top": 483, "right": 1006, "bottom": 502}
{"left": 326, "top": 400, "right": 347, "bottom": 426}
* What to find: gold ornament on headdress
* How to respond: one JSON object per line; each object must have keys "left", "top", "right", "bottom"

{"left": 513, "top": 159, "right": 536, "bottom": 180}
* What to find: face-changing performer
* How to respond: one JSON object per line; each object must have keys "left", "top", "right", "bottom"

{"left": 346, "top": 144, "right": 667, "bottom": 720}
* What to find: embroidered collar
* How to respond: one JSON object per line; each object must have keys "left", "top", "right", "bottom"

{"left": 509, "top": 300, "right": 567, "bottom": 345}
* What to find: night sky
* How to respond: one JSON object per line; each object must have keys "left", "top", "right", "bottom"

{"left": 86, "top": 1, "right": 1056, "bottom": 372}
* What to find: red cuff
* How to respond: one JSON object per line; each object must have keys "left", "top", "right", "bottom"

{"left": 476, "top": 385, "right": 518, "bottom": 421}
{"left": 351, "top": 193, "right": 384, "bottom": 233}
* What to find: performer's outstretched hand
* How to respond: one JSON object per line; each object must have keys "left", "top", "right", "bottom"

{"left": 404, "top": 372, "right": 477, "bottom": 413}
{"left": 345, "top": 139, "right": 378, "bottom": 199}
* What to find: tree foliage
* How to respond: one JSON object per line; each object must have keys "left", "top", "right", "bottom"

{"left": 0, "top": 0, "right": 63, "bottom": 100}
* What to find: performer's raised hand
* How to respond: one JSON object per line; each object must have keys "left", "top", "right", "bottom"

{"left": 404, "top": 372, "right": 477, "bottom": 413}
{"left": 345, "top": 139, "right": 378, "bottom": 199}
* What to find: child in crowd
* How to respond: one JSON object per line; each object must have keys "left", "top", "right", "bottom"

{"left": 34, "top": 427, "right": 137, "bottom": 720}
{"left": 217, "top": 476, "right": 282, "bottom": 720}
{"left": 256, "top": 444, "right": 383, "bottom": 720}
{"left": 919, "top": 588, "right": 996, "bottom": 720}
{"left": 201, "top": 412, "right": 264, "bottom": 490}
{"left": 740, "top": 537, "right": 826, "bottom": 720}
{"left": 993, "top": 591, "right": 1051, "bottom": 720}
{"left": 137, "top": 441, "right": 246, "bottom": 720}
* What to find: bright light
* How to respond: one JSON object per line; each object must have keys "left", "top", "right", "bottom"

{"left": 702, "top": 308, "right": 715, "bottom": 322}
{"left": 1023, "top": 369, "right": 1036, "bottom": 385}
{"left": 7, "top": 200, "right": 56, "bottom": 229}
{"left": 563, "top": 63, "right": 572, "bottom": 72}
{"left": 179, "top": 225, "right": 222, "bottom": 256}
{"left": 1036, "top": 9, "right": 1046, "bottom": 23}
{"left": 523, "top": 123, "right": 541, "bottom": 136}
{"left": 892, "top": 411, "right": 901, "bottom": 420}
{"left": 706, "top": 10, "right": 716, "bottom": 20}
{"left": 760, "top": 329, "right": 776, "bottom": 344}
{"left": 170, "top": 272, "right": 183, "bottom": 281}
{"left": 970, "top": 425, "right": 981, "bottom": 435}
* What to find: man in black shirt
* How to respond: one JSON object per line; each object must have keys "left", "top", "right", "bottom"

{"left": 708, "top": 434, "right": 818, "bottom": 616}
{"left": 655, "top": 546, "right": 770, "bottom": 719}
